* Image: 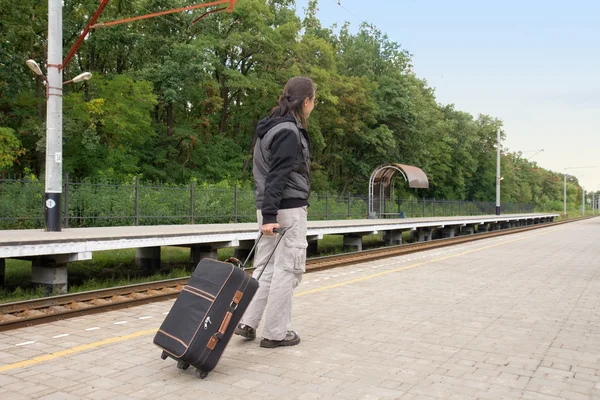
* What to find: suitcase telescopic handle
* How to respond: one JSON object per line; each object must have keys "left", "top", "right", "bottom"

{"left": 241, "top": 227, "right": 289, "bottom": 281}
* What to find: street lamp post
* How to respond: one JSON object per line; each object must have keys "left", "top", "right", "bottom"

{"left": 563, "top": 166, "right": 596, "bottom": 219}
{"left": 44, "top": 0, "right": 63, "bottom": 232}
{"left": 27, "top": 0, "right": 231, "bottom": 232}
{"left": 496, "top": 128, "right": 501, "bottom": 215}
{"left": 495, "top": 138, "right": 543, "bottom": 216}
{"left": 564, "top": 173, "right": 568, "bottom": 218}
{"left": 26, "top": 0, "right": 91, "bottom": 232}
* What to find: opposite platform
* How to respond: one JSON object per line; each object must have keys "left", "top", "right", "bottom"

{"left": 0, "top": 214, "right": 557, "bottom": 258}
{"left": 0, "top": 217, "right": 597, "bottom": 399}
{"left": 0, "top": 213, "right": 557, "bottom": 294}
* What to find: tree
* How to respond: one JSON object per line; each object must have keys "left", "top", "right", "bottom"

{"left": 63, "top": 75, "right": 157, "bottom": 177}
{"left": 0, "top": 0, "right": 579, "bottom": 213}
{"left": 0, "top": 127, "right": 25, "bottom": 170}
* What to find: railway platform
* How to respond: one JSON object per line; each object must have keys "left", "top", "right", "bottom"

{"left": 0, "top": 217, "right": 598, "bottom": 399}
{"left": 0, "top": 213, "right": 557, "bottom": 294}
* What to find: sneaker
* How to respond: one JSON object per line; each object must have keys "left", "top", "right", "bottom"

{"left": 234, "top": 323, "right": 256, "bottom": 340}
{"left": 260, "top": 331, "right": 301, "bottom": 348}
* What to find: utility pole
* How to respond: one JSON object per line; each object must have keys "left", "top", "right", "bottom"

{"left": 496, "top": 128, "right": 501, "bottom": 215}
{"left": 29, "top": 0, "right": 237, "bottom": 232}
{"left": 45, "top": 0, "right": 63, "bottom": 231}
{"left": 563, "top": 174, "right": 567, "bottom": 218}
{"left": 563, "top": 166, "right": 596, "bottom": 219}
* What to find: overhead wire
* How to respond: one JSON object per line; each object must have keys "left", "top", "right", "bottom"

{"left": 328, "top": 0, "right": 370, "bottom": 26}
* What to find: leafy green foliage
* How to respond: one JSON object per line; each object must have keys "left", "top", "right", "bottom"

{"left": 0, "top": 127, "right": 25, "bottom": 169}
{"left": 0, "top": 0, "right": 577, "bottom": 213}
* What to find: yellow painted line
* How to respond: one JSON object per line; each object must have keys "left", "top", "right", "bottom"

{"left": 0, "top": 227, "right": 561, "bottom": 372}
{"left": 0, "top": 329, "right": 157, "bottom": 373}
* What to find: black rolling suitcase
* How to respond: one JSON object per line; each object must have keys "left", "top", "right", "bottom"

{"left": 153, "top": 228, "right": 285, "bottom": 379}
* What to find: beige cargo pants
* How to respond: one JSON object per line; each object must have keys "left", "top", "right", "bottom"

{"left": 239, "top": 206, "right": 308, "bottom": 341}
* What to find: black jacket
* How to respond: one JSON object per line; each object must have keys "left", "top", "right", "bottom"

{"left": 253, "top": 113, "right": 311, "bottom": 224}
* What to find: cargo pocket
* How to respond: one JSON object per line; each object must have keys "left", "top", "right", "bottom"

{"left": 282, "top": 236, "right": 308, "bottom": 274}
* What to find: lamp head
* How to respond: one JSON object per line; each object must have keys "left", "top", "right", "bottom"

{"left": 71, "top": 72, "right": 92, "bottom": 83}
{"left": 25, "top": 59, "right": 44, "bottom": 76}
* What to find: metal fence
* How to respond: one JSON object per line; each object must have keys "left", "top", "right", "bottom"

{"left": 0, "top": 175, "right": 534, "bottom": 230}
{"left": 378, "top": 197, "right": 533, "bottom": 219}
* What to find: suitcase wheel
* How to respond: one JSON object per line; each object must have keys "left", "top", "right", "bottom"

{"left": 177, "top": 361, "right": 190, "bottom": 370}
{"left": 161, "top": 351, "right": 168, "bottom": 360}
{"left": 195, "top": 369, "right": 209, "bottom": 379}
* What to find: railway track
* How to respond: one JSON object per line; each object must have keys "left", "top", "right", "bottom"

{"left": 0, "top": 218, "right": 581, "bottom": 331}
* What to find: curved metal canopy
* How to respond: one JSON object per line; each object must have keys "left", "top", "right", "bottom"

{"left": 368, "top": 163, "right": 429, "bottom": 217}
{"left": 371, "top": 163, "right": 429, "bottom": 189}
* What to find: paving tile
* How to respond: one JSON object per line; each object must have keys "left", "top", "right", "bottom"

{"left": 0, "top": 219, "right": 598, "bottom": 399}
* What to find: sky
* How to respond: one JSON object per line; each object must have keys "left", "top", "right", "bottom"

{"left": 295, "top": 0, "right": 600, "bottom": 191}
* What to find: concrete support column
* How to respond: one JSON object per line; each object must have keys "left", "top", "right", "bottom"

{"left": 343, "top": 235, "right": 363, "bottom": 251}
{"left": 307, "top": 240, "right": 319, "bottom": 257}
{"left": 383, "top": 230, "right": 403, "bottom": 246}
{"left": 32, "top": 257, "right": 68, "bottom": 295}
{"left": 442, "top": 227, "right": 456, "bottom": 238}
{"left": 305, "top": 235, "right": 320, "bottom": 257}
{"left": 478, "top": 224, "right": 488, "bottom": 233}
{"left": 190, "top": 245, "right": 218, "bottom": 269}
{"left": 408, "top": 230, "right": 417, "bottom": 242}
{"left": 234, "top": 240, "right": 255, "bottom": 263}
{"left": 0, "top": 258, "right": 5, "bottom": 288}
{"left": 462, "top": 225, "right": 475, "bottom": 235}
{"left": 417, "top": 228, "right": 432, "bottom": 242}
{"left": 135, "top": 246, "right": 161, "bottom": 274}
